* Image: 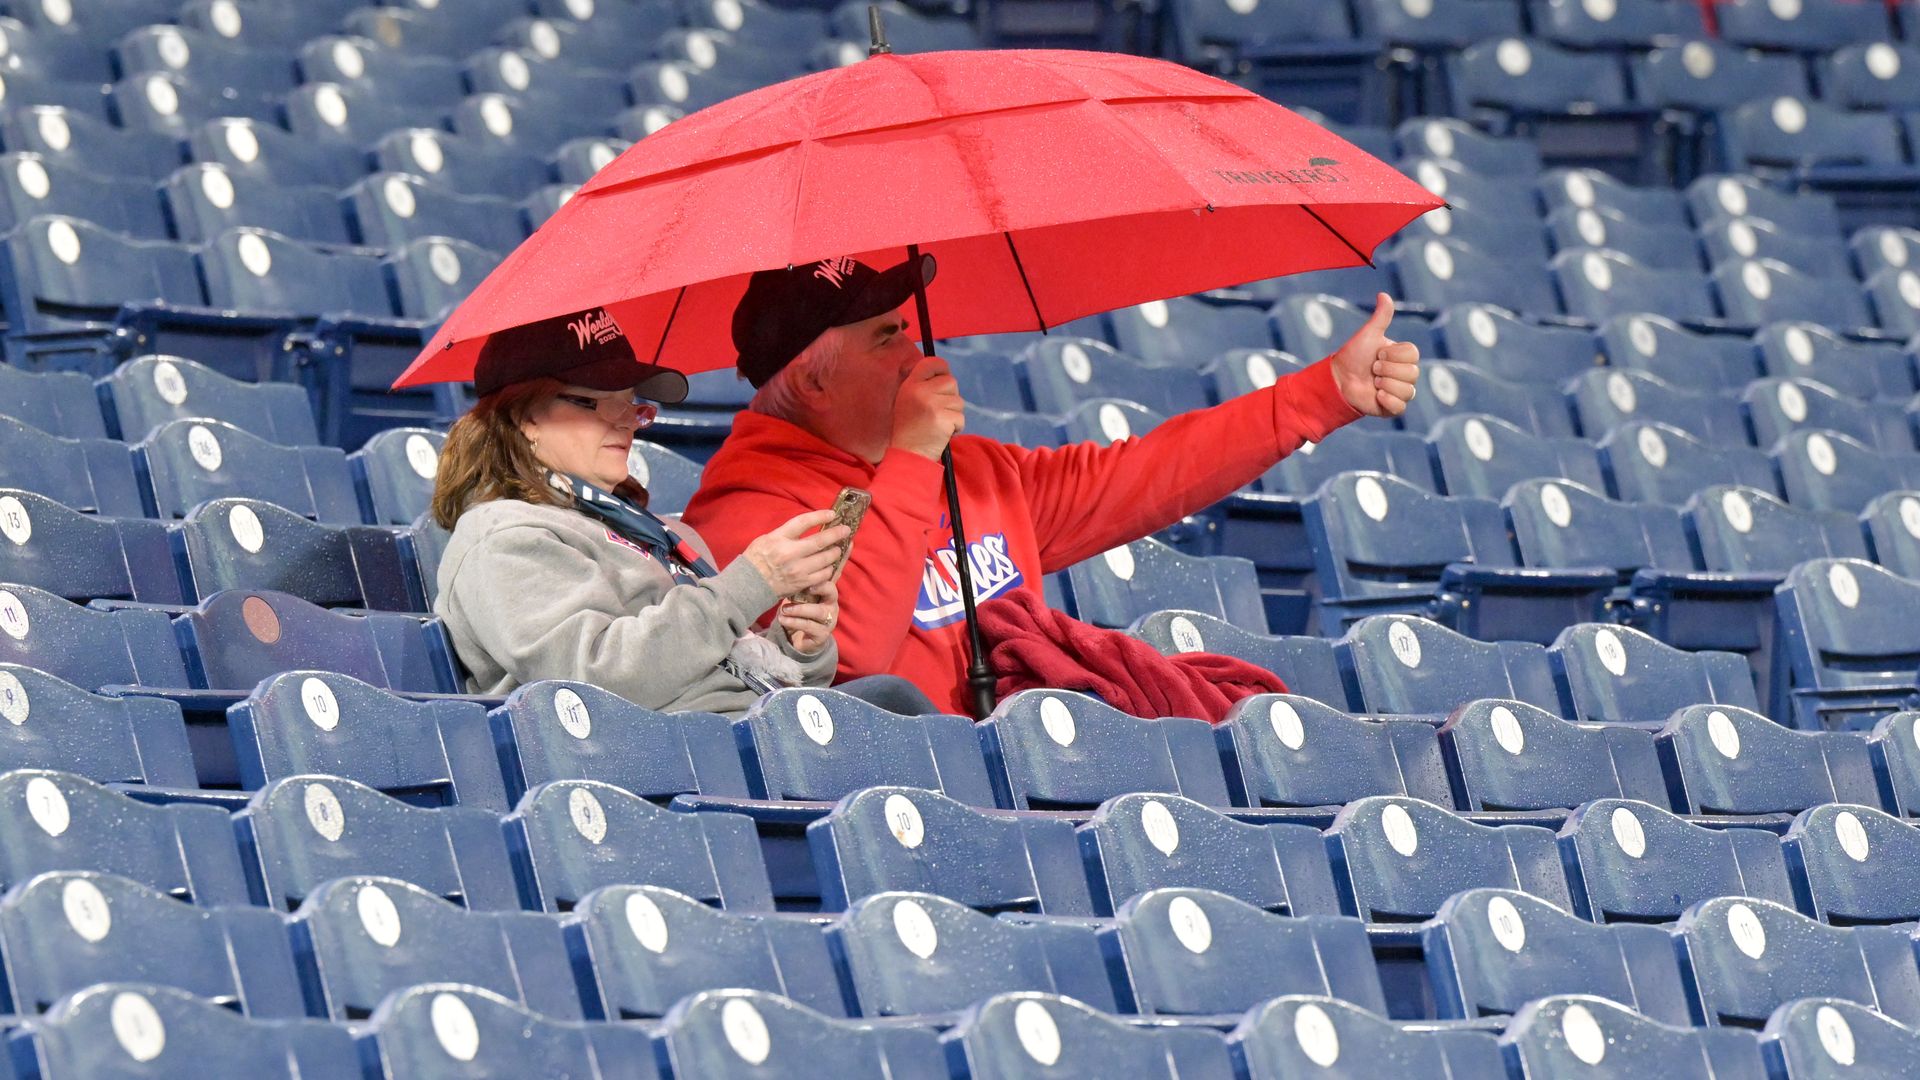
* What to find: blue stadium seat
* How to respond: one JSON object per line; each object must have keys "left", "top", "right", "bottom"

{"left": 0, "top": 364, "right": 106, "bottom": 439}
{"left": 468, "top": 46, "right": 631, "bottom": 117}
{"left": 1239, "top": 993, "right": 1505, "bottom": 1077}
{"left": 1021, "top": 342, "right": 1208, "bottom": 417}
{"left": 1328, "top": 796, "right": 1572, "bottom": 922}
{"left": 627, "top": 60, "right": 753, "bottom": 113}
{"left": 1566, "top": 365, "right": 1751, "bottom": 441}
{"left": 1529, "top": 0, "right": 1697, "bottom": 47}
{"left": 1782, "top": 803, "right": 1920, "bottom": 925}
{"left": 551, "top": 135, "right": 630, "bottom": 185}
{"left": 1754, "top": 320, "right": 1916, "bottom": 402}
{"left": 1773, "top": 430, "right": 1920, "bottom": 513}
{"left": 1689, "top": 174, "right": 1846, "bottom": 237}
{"left": 1700, "top": 216, "right": 1854, "bottom": 277}
{"left": 1763, "top": 997, "right": 1920, "bottom": 1079}
{"left": 808, "top": 786, "right": 1090, "bottom": 914}
{"left": 1055, "top": 397, "right": 1162, "bottom": 448}
{"left": 1504, "top": 476, "right": 1720, "bottom": 630}
{"left": 1850, "top": 224, "right": 1920, "bottom": 278}
{"left": 1105, "top": 887, "right": 1384, "bottom": 1018}
{"left": 1865, "top": 711, "right": 1920, "bottom": 818}
{"left": 1397, "top": 117, "right": 1545, "bottom": 175}
{"left": 1420, "top": 887, "right": 1694, "bottom": 1024}
{"left": 1658, "top": 704, "right": 1880, "bottom": 815}
{"left": 0, "top": 70, "right": 109, "bottom": 123}
{"left": 1597, "top": 313, "right": 1761, "bottom": 391}
{"left": 1721, "top": 96, "right": 1911, "bottom": 186}
{"left": 1553, "top": 248, "right": 1720, "bottom": 324}
{"left": 1599, "top": 421, "right": 1779, "bottom": 504}
{"left": 0, "top": 152, "right": 167, "bottom": 240}
{"left": 350, "top": 428, "right": 443, "bottom": 527}
{"left": 374, "top": 128, "right": 547, "bottom": 201}
{"left": 1565, "top": 203, "right": 1707, "bottom": 266}
{"left": 1687, "top": 484, "right": 1866, "bottom": 574}
{"left": 1098, "top": 294, "right": 1274, "bottom": 365}
{"left": 1773, "top": 558, "right": 1920, "bottom": 730}
{"left": 236, "top": 774, "right": 519, "bottom": 911}
{"left": 1215, "top": 693, "right": 1454, "bottom": 810}
{"left": 229, "top": 670, "right": 501, "bottom": 807}
{"left": 0, "top": 871, "right": 302, "bottom": 1018}
{"left": 187, "top": 117, "right": 367, "bottom": 190}
{"left": 114, "top": 24, "right": 296, "bottom": 96}
{"left": 1715, "top": 258, "right": 1876, "bottom": 332}
{"left": 1504, "top": 995, "right": 1768, "bottom": 1078}
{"left": 344, "top": 173, "right": 527, "bottom": 255}
{"left": 1163, "top": 0, "right": 1370, "bottom": 106}
{"left": 386, "top": 237, "right": 501, "bottom": 327}
{"left": 0, "top": 769, "right": 247, "bottom": 901}
{"left": 1404, "top": 363, "right": 1579, "bottom": 438}
{"left": 1400, "top": 191, "right": 1551, "bottom": 264}
{"left": 161, "top": 164, "right": 350, "bottom": 246}
{"left": 297, "top": 35, "right": 466, "bottom": 109}
{"left": 1674, "top": 896, "right": 1920, "bottom": 1027}
{"left": 1447, "top": 36, "right": 1635, "bottom": 124}
{"left": 1305, "top": 473, "right": 1538, "bottom": 638}
{"left": 0, "top": 416, "right": 142, "bottom": 517}
{"left": 0, "top": 110, "right": 171, "bottom": 187}
{"left": 452, "top": 91, "right": 621, "bottom": 158}
{"left": 366, "top": 983, "right": 662, "bottom": 1080}
{"left": 1426, "top": 414, "right": 1605, "bottom": 500}
{"left": 1127, "top": 611, "right": 1350, "bottom": 709}
{"left": 0, "top": 585, "right": 188, "bottom": 690}
{"left": 1352, "top": 0, "right": 1523, "bottom": 47}
{"left": 828, "top": 891, "right": 1115, "bottom": 1016}
{"left": 293, "top": 875, "right": 579, "bottom": 1021}
{"left": 0, "top": 664, "right": 194, "bottom": 788}
{"left": 0, "top": 15, "right": 113, "bottom": 83}
{"left": 284, "top": 82, "right": 439, "bottom": 147}
{"left": 568, "top": 885, "right": 839, "bottom": 1024}
{"left": 735, "top": 687, "right": 994, "bottom": 806}
{"left": 0, "top": 489, "right": 179, "bottom": 604}
{"left": 178, "top": 0, "right": 339, "bottom": 50}
{"left": 1714, "top": 0, "right": 1892, "bottom": 50}
{"left": 135, "top": 419, "right": 362, "bottom": 524}
{"left": 1551, "top": 622, "right": 1760, "bottom": 725}
{"left": 1862, "top": 266, "right": 1920, "bottom": 336}
{"left": 341, "top": 5, "right": 501, "bottom": 59}
{"left": 174, "top": 498, "right": 416, "bottom": 610}
{"left": 0, "top": 216, "right": 204, "bottom": 362}
{"left": 1078, "top": 791, "right": 1342, "bottom": 915}
{"left": 1063, "top": 537, "right": 1266, "bottom": 633}
{"left": 1337, "top": 613, "right": 1562, "bottom": 716}
{"left": 1559, "top": 798, "right": 1795, "bottom": 922}
{"left": 1431, "top": 302, "right": 1598, "bottom": 385}
{"left": 23, "top": 982, "right": 358, "bottom": 1078}
{"left": 490, "top": 680, "right": 748, "bottom": 806}
{"left": 1863, "top": 490, "right": 1920, "bottom": 579}
{"left": 1747, "top": 378, "right": 1912, "bottom": 454}
{"left": 654, "top": 988, "right": 938, "bottom": 1079}
{"left": 624, "top": 439, "right": 702, "bottom": 515}
{"left": 508, "top": 779, "right": 772, "bottom": 913}
{"left": 99, "top": 355, "right": 319, "bottom": 445}
{"left": 111, "top": 71, "right": 278, "bottom": 134}
{"left": 1438, "top": 698, "right": 1670, "bottom": 812}
{"left": 1541, "top": 168, "right": 1690, "bottom": 229}
{"left": 1388, "top": 238, "right": 1561, "bottom": 315}
{"left": 946, "top": 992, "right": 1230, "bottom": 1080}
{"left": 177, "top": 588, "right": 454, "bottom": 693}
{"left": 982, "top": 690, "right": 1229, "bottom": 811}
{"left": 1243, "top": 264, "right": 1397, "bottom": 308}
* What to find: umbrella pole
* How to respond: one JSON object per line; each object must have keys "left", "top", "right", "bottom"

{"left": 906, "top": 243, "right": 999, "bottom": 720}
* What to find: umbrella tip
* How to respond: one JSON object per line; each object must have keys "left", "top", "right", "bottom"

{"left": 867, "top": 5, "right": 891, "bottom": 55}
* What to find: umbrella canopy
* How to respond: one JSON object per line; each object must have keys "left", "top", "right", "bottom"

{"left": 394, "top": 47, "right": 1441, "bottom": 389}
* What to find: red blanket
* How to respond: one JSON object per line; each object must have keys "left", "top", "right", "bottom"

{"left": 976, "top": 590, "right": 1286, "bottom": 722}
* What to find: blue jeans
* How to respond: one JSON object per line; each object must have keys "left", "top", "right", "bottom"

{"left": 834, "top": 674, "right": 943, "bottom": 716}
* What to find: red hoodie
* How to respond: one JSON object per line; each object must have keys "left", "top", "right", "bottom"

{"left": 681, "top": 358, "right": 1361, "bottom": 716}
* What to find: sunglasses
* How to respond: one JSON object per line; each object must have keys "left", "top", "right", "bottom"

{"left": 556, "top": 392, "right": 660, "bottom": 428}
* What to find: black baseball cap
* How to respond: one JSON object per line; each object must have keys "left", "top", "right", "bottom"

{"left": 473, "top": 307, "right": 690, "bottom": 403}
{"left": 732, "top": 253, "right": 938, "bottom": 388}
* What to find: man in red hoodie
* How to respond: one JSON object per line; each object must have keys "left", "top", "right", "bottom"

{"left": 682, "top": 254, "right": 1419, "bottom": 717}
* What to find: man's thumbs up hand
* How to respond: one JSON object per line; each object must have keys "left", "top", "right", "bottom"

{"left": 1330, "top": 292, "right": 1420, "bottom": 418}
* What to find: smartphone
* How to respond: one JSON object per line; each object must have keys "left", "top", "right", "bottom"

{"left": 790, "top": 487, "right": 870, "bottom": 603}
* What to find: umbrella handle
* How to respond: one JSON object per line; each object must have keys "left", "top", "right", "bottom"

{"left": 909, "top": 242, "right": 999, "bottom": 720}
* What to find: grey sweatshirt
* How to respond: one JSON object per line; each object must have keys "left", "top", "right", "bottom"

{"left": 434, "top": 498, "right": 836, "bottom": 717}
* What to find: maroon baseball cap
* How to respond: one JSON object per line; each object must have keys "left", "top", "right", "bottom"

{"left": 732, "top": 253, "right": 937, "bottom": 388}
{"left": 473, "top": 307, "right": 690, "bottom": 403}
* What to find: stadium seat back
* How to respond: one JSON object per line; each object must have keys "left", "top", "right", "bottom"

{"left": 1328, "top": 796, "right": 1571, "bottom": 923}
{"left": 1551, "top": 623, "right": 1759, "bottom": 725}
{"left": 741, "top": 687, "right": 994, "bottom": 806}
{"left": 1560, "top": 798, "right": 1794, "bottom": 922}
{"left": 983, "top": 689, "right": 1230, "bottom": 811}
{"left": 1440, "top": 698, "right": 1669, "bottom": 812}
{"left": 1218, "top": 693, "right": 1452, "bottom": 809}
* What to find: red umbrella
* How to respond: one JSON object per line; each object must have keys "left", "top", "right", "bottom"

{"left": 393, "top": 43, "right": 1440, "bottom": 387}
{"left": 397, "top": 30, "right": 1441, "bottom": 716}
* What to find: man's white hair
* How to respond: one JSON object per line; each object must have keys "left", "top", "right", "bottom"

{"left": 749, "top": 326, "right": 849, "bottom": 421}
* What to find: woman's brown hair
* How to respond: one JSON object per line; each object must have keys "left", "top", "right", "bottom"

{"left": 431, "top": 378, "right": 648, "bottom": 529}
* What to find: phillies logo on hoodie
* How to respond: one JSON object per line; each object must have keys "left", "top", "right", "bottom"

{"left": 913, "top": 532, "right": 1023, "bottom": 629}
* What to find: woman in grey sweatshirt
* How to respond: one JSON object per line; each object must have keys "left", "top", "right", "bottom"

{"left": 427, "top": 310, "right": 853, "bottom": 718}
